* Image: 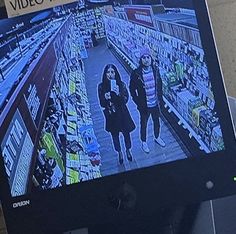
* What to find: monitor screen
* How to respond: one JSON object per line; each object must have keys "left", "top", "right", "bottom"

{"left": 0, "top": 0, "right": 235, "bottom": 233}
{"left": 0, "top": 0, "right": 227, "bottom": 197}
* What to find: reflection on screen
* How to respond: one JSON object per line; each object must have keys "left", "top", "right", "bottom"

{"left": 0, "top": 1, "right": 225, "bottom": 197}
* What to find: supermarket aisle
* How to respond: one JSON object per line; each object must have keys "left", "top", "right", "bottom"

{"left": 84, "top": 39, "right": 189, "bottom": 176}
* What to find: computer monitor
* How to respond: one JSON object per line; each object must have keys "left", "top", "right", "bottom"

{"left": 0, "top": 0, "right": 236, "bottom": 233}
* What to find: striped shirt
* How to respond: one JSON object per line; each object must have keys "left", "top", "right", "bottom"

{"left": 142, "top": 69, "right": 157, "bottom": 107}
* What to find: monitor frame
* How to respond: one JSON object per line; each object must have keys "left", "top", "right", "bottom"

{"left": 0, "top": 0, "right": 236, "bottom": 233}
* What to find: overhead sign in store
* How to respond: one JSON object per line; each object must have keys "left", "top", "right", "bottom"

{"left": 124, "top": 6, "right": 155, "bottom": 29}
{"left": 4, "top": 0, "right": 77, "bottom": 18}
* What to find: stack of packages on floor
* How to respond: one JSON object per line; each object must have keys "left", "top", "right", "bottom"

{"left": 103, "top": 10, "right": 224, "bottom": 153}
{"left": 34, "top": 16, "right": 101, "bottom": 191}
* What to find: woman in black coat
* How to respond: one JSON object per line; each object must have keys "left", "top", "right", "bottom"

{"left": 98, "top": 64, "right": 135, "bottom": 164}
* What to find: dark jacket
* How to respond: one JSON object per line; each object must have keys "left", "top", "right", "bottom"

{"left": 98, "top": 81, "right": 135, "bottom": 133}
{"left": 129, "top": 66, "right": 164, "bottom": 112}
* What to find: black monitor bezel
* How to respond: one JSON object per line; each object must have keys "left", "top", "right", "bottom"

{"left": 0, "top": 0, "right": 236, "bottom": 233}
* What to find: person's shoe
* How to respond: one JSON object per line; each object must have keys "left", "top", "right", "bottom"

{"left": 154, "top": 136, "right": 166, "bottom": 147}
{"left": 118, "top": 151, "right": 124, "bottom": 165}
{"left": 141, "top": 142, "right": 150, "bottom": 153}
{"left": 126, "top": 149, "right": 133, "bottom": 162}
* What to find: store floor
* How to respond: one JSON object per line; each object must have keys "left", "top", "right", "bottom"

{"left": 84, "top": 39, "right": 190, "bottom": 176}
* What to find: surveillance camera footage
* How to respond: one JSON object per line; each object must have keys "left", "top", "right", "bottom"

{"left": 0, "top": 0, "right": 225, "bottom": 197}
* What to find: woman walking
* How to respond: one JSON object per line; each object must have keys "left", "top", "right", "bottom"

{"left": 98, "top": 64, "right": 135, "bottom": 164}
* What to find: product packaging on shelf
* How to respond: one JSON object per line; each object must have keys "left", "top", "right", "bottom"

{"left": 103, "top": 10, "right": 223, "bottom": 153}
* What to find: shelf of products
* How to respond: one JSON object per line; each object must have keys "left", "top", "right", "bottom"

{"left": 34, "top": 18, "right": 101, "bottom": 191}
{"left": 154, "top": 19, "right": 202, "bottom": 48}
{"left": 103, "top": 13, "right": 224, "bottom": 153}
{"left": 74, "top": 8, "right": 106, "bottom": 48}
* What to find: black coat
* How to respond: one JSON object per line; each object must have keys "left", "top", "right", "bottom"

{"left": 98, "top": 81, "right": 135, "bottom": 133}
{"left": 129, "top": 66, "right": 164, "bottom": 112}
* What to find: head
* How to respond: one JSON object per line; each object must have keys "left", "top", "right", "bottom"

{"left": 102, "top": 64, "right": 121, "bottom": 85}
{"left": 139, "top": 47, "right": 153, "bottom": 68}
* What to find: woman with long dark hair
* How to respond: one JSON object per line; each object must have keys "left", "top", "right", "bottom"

{"left": 98, "top": 64, "right": 135, "bottom": 164}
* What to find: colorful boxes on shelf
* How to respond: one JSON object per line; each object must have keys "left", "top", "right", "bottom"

{"left": 170, "top": 84, "right": 182, "bottom": 106}
{"left": 188, "top": 98, "right": 203, "bottom": 116}
{"left": 176, "top": 89, "right": 195, "bottom": 122}
{"left": 191, "top": 105, "right": 207, "bottom": 133}
{"left": 199, "top": 109, "right": 211, "bottom": 134}
{"left": 210, "top": 125, "right": 224, "bottom": 151}
{"left": 166, "top": 71, "right": 179, "bottom": 87}
{"left": 66, "top": 168, "right": 79, "bottom": 184}
{"left": 198, "top": 109, "right": 219, "bottom": 147}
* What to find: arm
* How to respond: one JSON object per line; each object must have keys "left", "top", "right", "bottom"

{"left": 98, "top": 84, "right": 109, "bottom": 108}
{"left": 110, "top": 82, "right": 128, "bottom": 105}
{"left": 129, "top": 71, "right": 139, "bottom": 105}
{"left": 156, "top": 69, "right": 164, "bottom": 109}
{"left": 119, "top": 82, "right": 129, "bottom": 104}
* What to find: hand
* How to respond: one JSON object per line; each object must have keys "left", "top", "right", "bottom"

{"left": 159, "top": 100, "right": 165, "bottom": 110}
{"left": 113, "top": 85, "right": 119, "bottom": 95}
{"left": 105, "top": 92, "right": 111, "bottom": 100}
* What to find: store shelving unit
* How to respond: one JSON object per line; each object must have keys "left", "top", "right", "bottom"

{"left": 74, "top": 8, "right": 106, "bottom": 48}
{"left": 34, "top": 16, "right": 101, "bottom": 191}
